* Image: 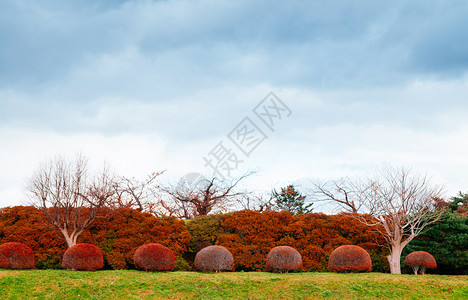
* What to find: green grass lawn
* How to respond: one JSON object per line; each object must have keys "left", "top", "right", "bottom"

{"left": 0, "top": 270, "right": 466, "bottom": 299}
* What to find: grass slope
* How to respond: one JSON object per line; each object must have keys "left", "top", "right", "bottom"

{"left": 0, "top": 270, "right": 466, "bottom": 299}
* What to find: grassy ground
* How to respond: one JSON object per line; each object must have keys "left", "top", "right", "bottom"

{"left": 0, "top": 270, "right": 466, "bottom": 299}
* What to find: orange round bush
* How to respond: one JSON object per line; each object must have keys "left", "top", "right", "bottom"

{"left": 404, "top": 251, "right": 437, "bottom": 275}
{"left": 194, "top": 245, "right": 234, "bottom": 272}
{"left": 328, "top": 245, "right": 372, "bottom": 273}
{"left": 266, "top": 246, "right": 302, "bottom": 273}
{"left": 133, "top": 243, "right": 175, "bottom": 271}
{"left": 0, "top": 242, "right": 35, "bottom": 269}
{"left": 62, "top": 243, "right": 104, "bottom": 271}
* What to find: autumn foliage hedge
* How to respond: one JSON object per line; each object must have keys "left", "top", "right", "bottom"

{"left": 0, "top": 206, "right": 191, "bottom": 270}
{"left": 0, "top": 242, "right": 36, "bottom": 269}
{"left": 206, "top": 210, "right": 388, "bottom": 272}
{"left": 328, "top": 245, "right": 372, "bottom": 273}
{"left": 404, "top": 251, "right": 437, "bottom": 275}
{"left": 134, "top": 243, "right": 175, "bottom": 271}
{"left": 0, "top": 206, "right": 389, "bottom": 272}
{"left": 194, "top": 245, "right": 234, "bottom": 272}
{"left": 266, "top": 246, "right": 302, "bottom": 273}
{"left": 62, "top": 243, "right": 104, "bottom": 271}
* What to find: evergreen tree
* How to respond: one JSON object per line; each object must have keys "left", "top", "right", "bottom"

{"left": 272, "top": 185, "right": 312, "bottom": 215}
{"left": 402, "top": 212, "right": 468, "bottom": 275}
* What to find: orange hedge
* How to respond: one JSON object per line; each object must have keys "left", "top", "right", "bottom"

{"left": 0, "top": 207, "right": 389, "bottom": 272}
{"left": 213, "top": 210, "right": 388, "bottom": 272}
{"left": 0, "top": 206, "right": 191, "bottom": 270}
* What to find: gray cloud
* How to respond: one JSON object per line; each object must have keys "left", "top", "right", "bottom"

{"left": 2, "top": 0, "right": 468, "bottom": 97}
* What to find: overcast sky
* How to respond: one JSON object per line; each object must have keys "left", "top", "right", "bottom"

{"left": 1, "top": 0, "right": 468, "bottom": 207}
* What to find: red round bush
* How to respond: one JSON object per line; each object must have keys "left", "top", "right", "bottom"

{"left": 62, "top": 243, "right": 104, "bottom": 271}
{"left": 194, "top": 245, "right": 234, "bottom": 272}
{"left": 328, "top": 245, "right": 372, "bottom": 273}
{"left": 404, "top": 251, "right": 437, "bottom": 275}
{"left": 133, "top": 243, "right": 175, "bottom": 271}
{"left": 266, "top": 246, "right": 302, "bottom": 273}
{"left": 0, "top": 242, "right": 35, "bottom": 269}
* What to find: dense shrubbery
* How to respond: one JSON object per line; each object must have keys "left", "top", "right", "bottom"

{"left": 2, "top": 206, "right": 464, "bottom": 274}
{"left": 217, "top": 210, "right": 388, "bottom": 272}
{"left": 0, "top": 242, "right": 36, "bottom": 269}
{"left": 404, "top": 251, "right": 437, "bottom": 275}
{"left": 62, "top": 243, "right": 104, "bottom": 271}
{"left": 0, "top": 206, "right": 191, "bottom": 270}
{"left": 194, "top": 245, "right": 234, "bottom": 272}
{"left": 0, "top": 206, "right": 66, "bottom": 269}
{"left": 266, "top": 246, "right": 302, "bottom": 273}
{"left": 134, "top": 243, "right": 175, "bottom": 271}
{"left": 82, "top": 207, "right": 191, "bottom": 270}
{"left": 328, "top": 245, "right": 372, "bottom": 273}
{"left": 402, "top": 212, "right": 468, "bottom": 274}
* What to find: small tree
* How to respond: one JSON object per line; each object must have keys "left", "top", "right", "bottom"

{"left": 272, "top": 185, "right": 311, "bottom": 215}
{"left": 27, "top": 155, "right": 116, "bottom": 248}
{"left": 404, "top": 251, "right": 437, "bottom": 275}
{"left": 449, "top": 192, "right": 468, "bottom": 216}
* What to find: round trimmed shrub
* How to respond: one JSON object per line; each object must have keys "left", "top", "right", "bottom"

{"left": 194, "top": 245, "right": 234, "bottom": 272}
{"left": 62, "top": 243, "right": 104, "bottom": 271}
{"left": 133, "top": 243, "right": 175, "bottom": 271}
{"left": 0, "top": 242, "right": 36, "bottom": 269}
{"left": 266, "top": 246, "right": 302, "bottom": 273}
{"left": 328, "top": 245, "right": 372, "bottom": 273}
{"left": 404, "top": 251, "right": 437, "bottom": 275}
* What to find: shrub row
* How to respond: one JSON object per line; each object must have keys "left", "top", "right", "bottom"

{"left": 1, "top": 206, "right": 445, "bottom": 273}
{"left": 0, "top": 241, "right": 436, "bottom": 275}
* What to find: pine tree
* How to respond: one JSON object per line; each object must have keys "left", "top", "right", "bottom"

{"left": 272, "top": 185, "right": 312, "bottom": 215}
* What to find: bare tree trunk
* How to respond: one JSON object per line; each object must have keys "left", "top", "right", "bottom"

{"left": 387, "top": 244, "right": 403, "bottom": 274}
{"left": 60, "top": 229, "right": 83, "bottom": 248}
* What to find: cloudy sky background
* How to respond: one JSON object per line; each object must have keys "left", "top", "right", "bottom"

{"left": 1, "top": 0, "right": 468, "bottom": 208}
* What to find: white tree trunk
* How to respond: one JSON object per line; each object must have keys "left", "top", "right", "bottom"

{"left": 60, "top": 229, "right": 81, "bottom": 248}
{"left": 387, "top": 244, "right": 403, "bottom": 274}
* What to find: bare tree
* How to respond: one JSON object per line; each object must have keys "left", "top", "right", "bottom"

{"left": 310, "top": 177, "right": 365, "bottom": 213}
{"left": 237, "top": 192, "right": 275, "bottom": 212}
{"left": 311, "top": 166, "right": 445, "bottom": 274}
{"left": 113, "top": 171, "right": 164, "bottom": 212}
{"left": 27, "top": 155, "right": 117, "bottom": 248}
{"left": 162, "top": 172, "right": 252, "bottom": 219}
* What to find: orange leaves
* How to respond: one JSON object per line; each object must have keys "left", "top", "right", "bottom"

{"left": 0, "top": 206, "right": 191, "bottom": 270}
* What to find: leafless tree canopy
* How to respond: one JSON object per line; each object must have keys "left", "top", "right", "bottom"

{"left": 310, "top": 177, "right": 365, "bottom": 213}
{"left": 27, "top": 155, "right": 117, "bottom": 248}
{"left": 113, "top": 171, "right": 164, "bottom": 212}
{"left": 237, "top": 193, "right": 275, "bottom": 212}
{"left": 310, "top": 166, "right": 445, "bottom": 274}
{"left": 162, "top": 172, "right": 252, "bottom": 219}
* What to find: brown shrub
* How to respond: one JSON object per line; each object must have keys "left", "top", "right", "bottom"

{"left": 62, "top": 243, "right": 104, "bottom": 271}
{"left": 266, "top": 246, "right": 302, "bottom": 273}
{"left": 0, "top": 242, "right": 36, "bottom": 269}
{"left": 328, "top": 245, "right": 372, "bottom": 273}
{"left": 404, "top": 251, "right": 437, "bottom": 275}
{"left": 194, "top": 245, "right": 234, "bottom": 272}
{"left": 134, "top": 243, "right": 175, "bottom": 271}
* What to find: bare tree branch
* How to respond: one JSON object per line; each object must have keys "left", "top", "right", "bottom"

{"left": 310, "top": 165, "right": 446, "bottom": 274}
{"left": 27, "top": 155, "right": 117, "bottom": 248}
{"left": 161, "top": 172, "right": 254, "bottom": 219}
